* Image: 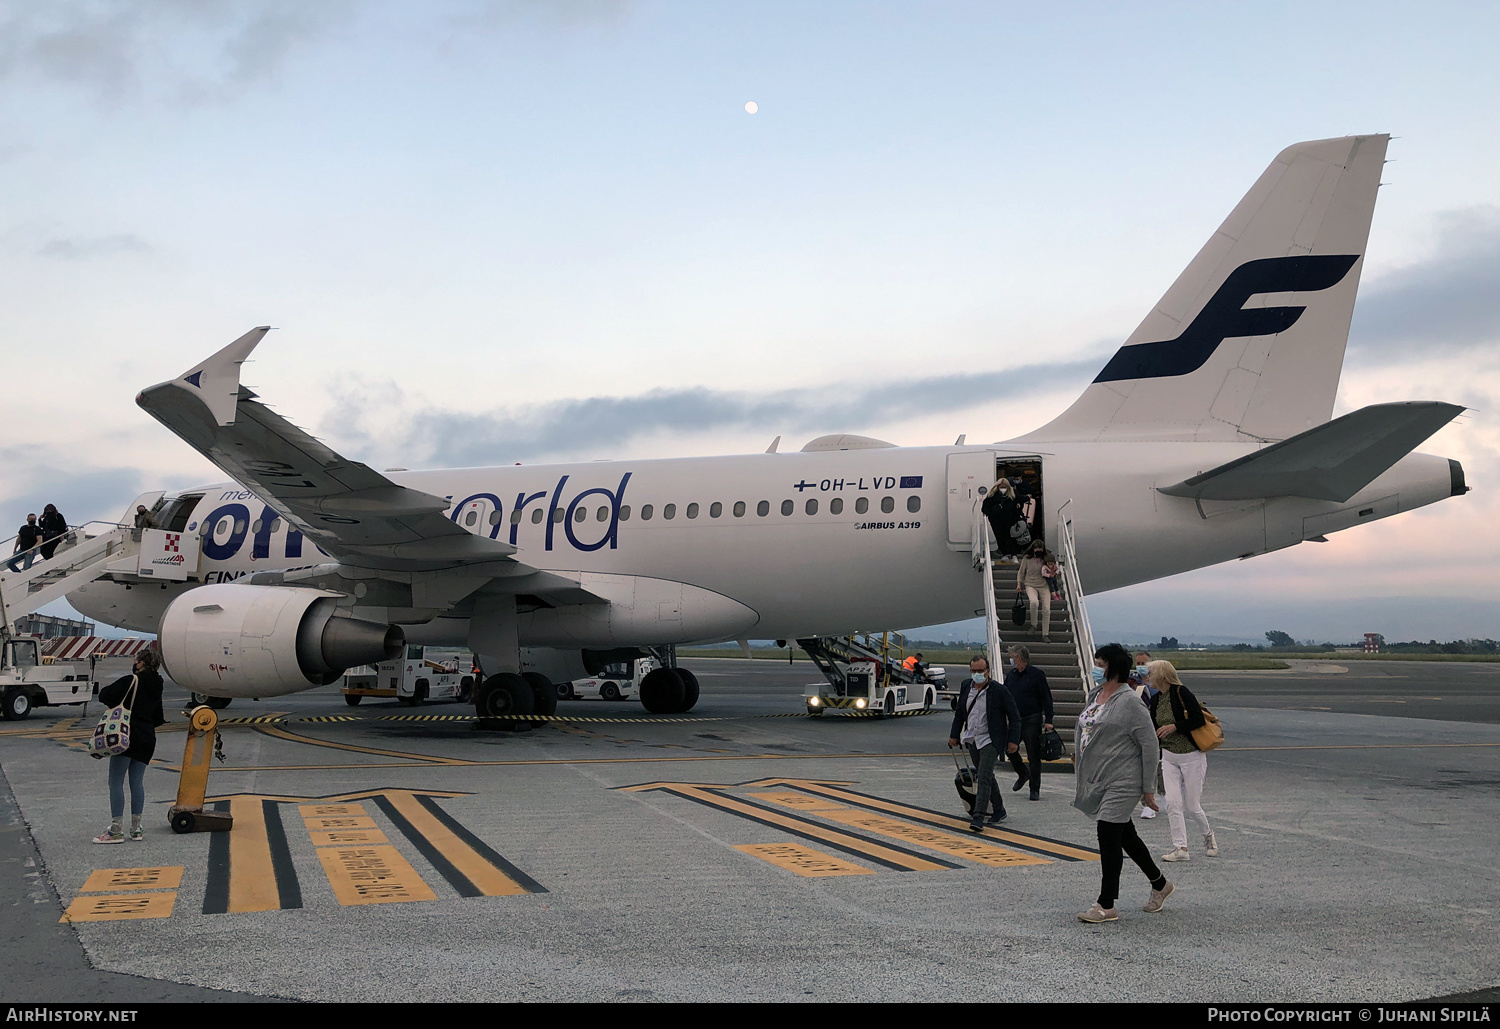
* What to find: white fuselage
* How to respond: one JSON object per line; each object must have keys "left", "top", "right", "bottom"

{"left": 67, "top": 440, "right": 1459, "bottom": 646}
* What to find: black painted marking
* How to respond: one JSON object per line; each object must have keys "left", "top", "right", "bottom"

{"left": 665, "top": 790, "right": 962, "bottom": 871}
{"left": 1094, "top": 254, "right": 1359, "bottom": 383}
{"left": 370, "top": 794, "right": 482, "bottom": 898}
{"left": 262, "top": 800, "right": 303, "bottom": 909}
{"left": 415, "top": 794, "right": 548, "bottom": 895}
{"left": 201, "top": 800, "right": 232, "bottom": 914}
{"left": 805, "top": 783, "right": 1097, "bottom": 861}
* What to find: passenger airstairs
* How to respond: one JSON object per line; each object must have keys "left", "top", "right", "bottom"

{"left": 969, "top": 499, "right": 1096, "bottom": 759}
{"left": 0, "top": 523, "right": 144, "bottom": 632}
{"left": 796, "top": 630, "right": 930, "bottom": 696}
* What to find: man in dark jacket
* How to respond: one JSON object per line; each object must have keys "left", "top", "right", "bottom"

{"left": 7, "top": 514, "right": 42, "bottom": 571}
{"left": 37, "top": 504, "right": 67, "bottom": 560}
{"left": 948, "top": 656, "right": 1022, "bottom": 831}
{"left": 1002, "top": 645, "right": 1055, "bottom": 801}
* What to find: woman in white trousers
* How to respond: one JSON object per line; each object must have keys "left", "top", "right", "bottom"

{"left": 1147, "top": 661, "right": 1218, "bottom": 861}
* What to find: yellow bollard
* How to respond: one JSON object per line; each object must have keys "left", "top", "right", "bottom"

{"left": 168, "top": 705, "right": 233, "bottom": 834}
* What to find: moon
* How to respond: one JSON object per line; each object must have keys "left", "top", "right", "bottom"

{"left": 744, "top": 101, "right": 758, "bottom": 114}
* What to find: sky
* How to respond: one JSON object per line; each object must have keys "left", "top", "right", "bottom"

{"left": 2, "top": 1, "right": 1497, "bottom": 644}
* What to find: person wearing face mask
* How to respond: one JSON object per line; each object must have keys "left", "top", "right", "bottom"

{"left": 948, "top": 656, "right": 1022, "bottom": 832}
{"left": 1074, "top": 643, "right": 1172, "bottom": 923}
{"left": 1015, "top": 541, "right": 1055, "bottom": 641}
{"left": 1002, "top": 645, "right": 1054, "bottom": 801}
{"left": 1130, "top": 651, "right": 1161, "bottom": 818}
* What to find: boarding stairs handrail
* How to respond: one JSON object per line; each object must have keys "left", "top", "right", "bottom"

{"left": 1055, "top": 499, "right": 1097, "bottom": 703}
{"left": 0, "top": 522, "right": 140, "bottom": 634}
{"left": 971, "top": 499, "right": 1003, "bottom": 672}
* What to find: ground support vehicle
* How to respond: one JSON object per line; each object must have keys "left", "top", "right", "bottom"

{"left": 340, "top": 646, "right": 476, "bottom": 706}
{"left": 560, "top": 658, "right": 655, "bottom": 701}
{"left": 799, "top": 646, "right": 938, "bottom": 719}
{"left": 1, "top": 635, "right": 156, "bottom": 720}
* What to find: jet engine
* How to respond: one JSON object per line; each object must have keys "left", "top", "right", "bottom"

{"left": 158, "top": 584, "right": 403, "bottom": 697}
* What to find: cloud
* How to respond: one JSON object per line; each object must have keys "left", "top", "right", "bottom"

{"left": 453, "top": 0, "right": 635, "bottom": 31}
{"left": 1348, "top": 206, "right": 1500, "bottom": 357}
{"left": 37, "top": 233, "right": 148, "bottom": 259}
{"left": 0, "top": 1, "right": 345, "bottom": 104}
{"left": 331, "top": 356, "right": 1103, "bottom": 466}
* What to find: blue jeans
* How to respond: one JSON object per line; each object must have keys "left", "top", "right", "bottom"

{"left": 108, "top": 755, "right": 147, "bottom": 818}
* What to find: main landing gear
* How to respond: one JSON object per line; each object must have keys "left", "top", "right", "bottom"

{"left": 639, "top": 666, "right": 700, "bottom": 715}
{"left": 474, "top": 670, "right": 557, "bottom": 728}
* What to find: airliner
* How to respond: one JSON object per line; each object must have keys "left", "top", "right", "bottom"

{"left": 68, "top": 134, "right": 1467, "bottom": 718}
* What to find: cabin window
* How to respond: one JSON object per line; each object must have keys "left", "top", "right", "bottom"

{"left": 531, "top": 509, "right": 544, "bottom": 524}
{"left": 552, "top": 509, "right": 564, "bottom": 523}
{"left": 780, "top": 500, "right": 793, "bottom": 516}
{"left": 855, "top": 497, "right": 869, "bottom": 514}
{"left": 597, "top": 506, "right": 609, "bottom": 522}
{"left": 733, "top": 502, "right": 746, "bottom": 517}
{"left": 907, "top": 496, "right": 921, "bottom": 513}
{"left": 881, "top": 496, "right": 894, "bottom": 514}
{"left": 465, "top": 511, "right": 478, "bottom": 526}
{"left": 663, "top": 504, "right": 676, "bottom": 520}
{"left": 619, "top": 506, "right": 631, "bottom": 520}
{"left": 573, "top": 507, "right": 586, "bottom": 523}
{"left": 805, "top": 499, "right": 818, "bottom": 515}
{"left": 489, "top": 510, "right": 503, "bottom": 525}
{"left": 686, "top": 503, "right": 699, "bottom": 519}
{"left": 756, "top": 501, "right": 770, "bottom": 517}
{"left": 641, "top": 504, "right": 654, "bottom": 521}
{"left": 511, "top": 510, "right": 523, "bottom": 524}
{"left": 830, "top": 498, "right": 844, "bottom": 515}
{"left": 711, "top": 502, "right": 723, "bottom": 518}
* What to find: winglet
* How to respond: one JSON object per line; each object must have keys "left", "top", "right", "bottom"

{"left": 168, "top": 326, "right": 271, "bottom": 427}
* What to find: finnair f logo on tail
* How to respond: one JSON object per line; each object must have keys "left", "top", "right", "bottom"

{"left": 1093, "top": 254, "right": 1360, "bottom": 383}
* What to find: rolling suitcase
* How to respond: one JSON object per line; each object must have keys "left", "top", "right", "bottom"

{"left": 951, "top": 747, "right": 978, "bottom": 815}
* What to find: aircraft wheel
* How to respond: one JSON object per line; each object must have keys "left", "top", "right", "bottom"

{"left": 476, "top": 672, "right": 533, "bottom": 726}
{"left": 2, "top": 689, "right": 31, "bottom": 721}
{"left": 675, "top": 668, "right": 701, "bottom": 713}
{"left": 638, "top": 668, "right": 685, "bottom": 714}
{"left": 600, "top": 681, "right": 620, "bottom": 701}
{"left": 206, "top": 695, "right": 232, "bottom": 711}
{"left": 344, "top": 694, "right": 362, "bottom": 707}
{"left": 522, "top": 672, "right": 556, "bottom": 722}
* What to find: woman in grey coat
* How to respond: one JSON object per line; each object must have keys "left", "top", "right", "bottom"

{"left": 1073, "top": 642, "right": 1173, "bottom": 923}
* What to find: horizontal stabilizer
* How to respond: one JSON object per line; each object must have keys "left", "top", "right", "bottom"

{"left": 1158, "top": 402, "right": 1463, "bottom": 502}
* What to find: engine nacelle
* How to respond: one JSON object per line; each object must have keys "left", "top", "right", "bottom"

{"left": 159, "top": 584, "right": 403, "bottom": 697}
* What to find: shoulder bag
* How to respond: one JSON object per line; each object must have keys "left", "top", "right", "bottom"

{"left": 89, "top": 676, "right": 138, "bottom": 759}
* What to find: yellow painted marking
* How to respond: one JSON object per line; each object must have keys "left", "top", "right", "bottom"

{"left": 303, "top": 815, "right": 378, "bottom": 830}
{"left": 746, "top": 791, "right": 847, "bottom": 811}
{"left": 81, "top": 866, "right": 184, "bottom": 892}
{"left": 61, "top": 892, "right": 176, "bottom": 922}
{"left": 751, "top": 779, "right": 1098, "bottom": 861}
{"left": 299, "top": 803, "right": 368, "bottom": 818}
{"left": 734, "top": 843, "right": 875, "bottom": 877}
{"left": 623, "top": 782, "right": 950, "bottom": 871}
{"left": 315, "top": 846, "right": 439, "bottom": 905}
{"left": 819, "top": 810, "right": 1049, "bottom": 867}
{"left": 309, "top": 829, "right": 389, "bottom": 846}
{"left": 378, "top": 789, "right": 530, "bottom": 896}
{"left": 226, "top": 797, "right": 281, "bottom": 914}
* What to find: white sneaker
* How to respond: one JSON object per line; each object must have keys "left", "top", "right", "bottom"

{"left": 1140, "top": 806, "right": 1157, "bottom": 819}
{"left": 1204, "top": 832, "right": 1219, "bottom": 857}
{"left": 1161, "top": 847, "right": 1190, "bottom": 862}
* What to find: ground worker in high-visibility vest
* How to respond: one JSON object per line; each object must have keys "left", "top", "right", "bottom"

{"left": 903, "top": 653, "right": 927, "bottom": 681}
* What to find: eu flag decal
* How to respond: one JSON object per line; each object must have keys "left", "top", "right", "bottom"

{"left": 899, "top": 476, "right": 923, "bottom": 489}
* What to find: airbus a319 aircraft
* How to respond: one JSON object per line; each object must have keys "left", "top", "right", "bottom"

{"left": 68, "top": 134, "right": 1467, "bottom": 716}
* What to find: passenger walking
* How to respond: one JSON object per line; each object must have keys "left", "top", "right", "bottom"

{"left": 7, "top": 514, "right": 42, "bottom": 572}
{"left": 92, "top": 651, "right": 166, "bottom": 844}
{"left": 981, "top": 479, "right": 1027, "bottom": 560}
{"left": 1002, "top": 645, "right": 1054, "bottom": 801}
{"left": 1074, "top": 643, "right": 1173, "bottom": 923}
{"left": 1148, "top": 660, "right": 1218, "bottom": 862}
{"left": 1016, "top": 541, "right": 1055, "bottom": 641}
{"left": 37, "top": 504, "right": 68, "bottom": 560}
{"left": 948, "top": 656, "right": 1022, "bottom": 831}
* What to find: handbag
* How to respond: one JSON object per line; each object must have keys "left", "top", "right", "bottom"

{"left": 1009, "top": 519, "right": 1032, "bottom": 548}
{"left": 1040, "top": 727, "right": 1065, "bottom": 761}
{"left": 89, "top": 675, "right": 138, "bottom": 760}
{"left": 1011, "top": 592, "right": 1026, "bottom": 626}
{"left": 1190, "top": 707, "right": 1224, "bottom": 751}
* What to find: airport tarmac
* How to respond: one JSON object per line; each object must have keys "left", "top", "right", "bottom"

{"left": 1, "top": 658, "right": 1496, "bottom": 1003}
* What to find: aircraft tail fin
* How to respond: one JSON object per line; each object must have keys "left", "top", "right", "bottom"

{"left": 1019, "top": 134, "right": 1389, "bottom": 443}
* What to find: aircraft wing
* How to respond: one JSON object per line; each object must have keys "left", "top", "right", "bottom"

{"left": 136, "top": 327, "right": 519, "bottom": 575}
{"left": 1158, "top": 401, "right": 1464, "bottom": 503}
